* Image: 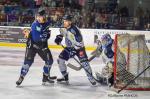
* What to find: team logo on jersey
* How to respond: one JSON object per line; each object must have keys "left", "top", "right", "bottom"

{"left": 36, "top": 26, "right": 41, "bottom": 32}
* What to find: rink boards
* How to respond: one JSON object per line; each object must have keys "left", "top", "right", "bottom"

{"left": 0, "top": 26, "right": 150, "bottom": 50}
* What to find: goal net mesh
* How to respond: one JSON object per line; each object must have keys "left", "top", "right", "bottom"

{"left": 114, "top": 34, "right": 150, "bottom": 90}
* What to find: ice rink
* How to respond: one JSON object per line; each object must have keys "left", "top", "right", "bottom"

{"left": 0, "top": 46, "right": 150, "bottom": 99}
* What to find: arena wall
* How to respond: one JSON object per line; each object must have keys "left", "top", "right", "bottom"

{"left": 0, "top": 26, "right": 150, "bottom": 50}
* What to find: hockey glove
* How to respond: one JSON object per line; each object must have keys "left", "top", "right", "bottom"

{"left": 55, "top": 35, "right": 63, "bottom": 45}
{"left": 22, "top": 28, "right": 30, "bottom": 38}
{"left": 44, "top": 30, "right": 51, "bottom": 39}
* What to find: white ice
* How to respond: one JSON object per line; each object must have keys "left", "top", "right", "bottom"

{"left": 0, "top": 46, "right": 150, "bottom": 99}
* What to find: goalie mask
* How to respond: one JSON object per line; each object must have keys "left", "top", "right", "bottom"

{"left": 101, "top": 33, "right": 112, "bottom": 46}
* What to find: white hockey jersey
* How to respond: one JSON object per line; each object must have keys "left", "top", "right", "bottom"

{"left": 59, "top": 25, "right": 84, "bottom": 49}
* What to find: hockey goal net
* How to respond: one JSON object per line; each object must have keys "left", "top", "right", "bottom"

{"left": 114, "top": 34, "right": 150, "bottom": 90}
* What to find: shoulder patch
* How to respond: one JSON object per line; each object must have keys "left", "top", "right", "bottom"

{"left": 36, "top": 26, "right": 41, "bottom": 32}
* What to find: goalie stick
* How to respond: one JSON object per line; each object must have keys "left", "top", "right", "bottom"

{"left": 67, "top": 54, "right": 96, "bottom": 71}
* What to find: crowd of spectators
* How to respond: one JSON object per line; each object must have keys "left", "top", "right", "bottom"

{"left": 0, "top": 0, "right": 149, "bottom": 31}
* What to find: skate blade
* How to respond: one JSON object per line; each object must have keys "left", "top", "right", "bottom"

{"left": 109, "top": 86, "right": 120, "bottom": 93}
{"left": 16, "top": 85, "right": 23, "bottom": 88}
{"left": 42, "top": 82, "right": 54, "bottom": 86}
{"left": 49, "top": 76, "right": 57, "bottom": 80}
{"left": 57, "top": 81, "right": 69, "bottom": 85}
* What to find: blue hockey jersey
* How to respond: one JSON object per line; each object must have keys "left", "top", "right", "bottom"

{"left": 30, "top": 20, "right": 50, "bottom": 42}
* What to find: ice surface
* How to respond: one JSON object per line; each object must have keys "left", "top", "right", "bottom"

{"left": 0, "top": 47, "right": 149, "bottom": 99}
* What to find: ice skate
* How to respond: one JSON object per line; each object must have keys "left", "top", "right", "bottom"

{"left": 16, "top": 76, "right": 24, "bottom": 86}
{"left": 57, "top": 74, "right": 69, "bottom": 84}
{"left": 49, "top": 76, "right": 57, "bottom": 80}
{"left": 42, "top": 73, "right": 54, "bottom": 85}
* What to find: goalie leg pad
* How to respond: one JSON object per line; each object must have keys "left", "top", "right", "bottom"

{"left": 96, "top": 72, "right": 108, "bottom": 85}
{"left": 101, "top": 61, "right": 113, "bottom": 78}
{"left": 97, "top": 61, "right": 114, "bottom": 86}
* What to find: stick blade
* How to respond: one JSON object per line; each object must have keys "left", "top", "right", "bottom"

{"left": 67, "top": 63, "right": 82, "bottom": 71}
{"left": 109, "top": 86, "right": 120, "bottom": 93}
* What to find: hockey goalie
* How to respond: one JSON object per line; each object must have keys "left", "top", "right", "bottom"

{"left": 93, "top": 33, "right": 136, "bottom": 87}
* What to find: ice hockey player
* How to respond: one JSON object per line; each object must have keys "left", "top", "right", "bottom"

{"left": 93, "top": 33, "right": 114, "bottom": 87}
{"left": 16, "top": 8, "right": 56, "bottom": 86}
{"left": 54, "top": 15, "right": 96, "bottom": 85}
{"left": 93, "top": 33, "right": 135, "bottom": 87}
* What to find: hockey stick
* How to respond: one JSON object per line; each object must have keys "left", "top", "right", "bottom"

{"left": 67, "top": 54, "right": 96, "bottom": 71}
{"left": 67, "top": 41, "right": 102, "bottom": 71}
{"left": 116, "top": 65, "right": 150, "bottom": 93}
{"left": 60, "top": 44, "right": 101, "bottom": 83}
{"left": 60, "top": 44, "right": 84, "bottom": 65}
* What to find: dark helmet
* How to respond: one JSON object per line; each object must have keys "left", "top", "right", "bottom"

{"left": 62, "top": 15, "right": 72, "bottom": 21}
{"left": 37, "top": 8, "right": 46, "bottom": 16}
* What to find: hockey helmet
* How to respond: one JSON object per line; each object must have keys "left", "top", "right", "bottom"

{"left": 101, "top": 33, "right": 111, "bottom": 41}
{"left": 37, "top": 8, "right": 46, "bottom": 16}
{"left": 62, "top": 15, "right": 73, "bottom": 21}
{"left": 101, "top": 33, "right": 112, "bottom": 46}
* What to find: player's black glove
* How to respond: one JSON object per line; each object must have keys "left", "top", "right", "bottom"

{"left": 55, "top": 35, "right": 63, "bottom": 45}
{"left": 44, "top": 30, "right": 51, "bottom": 39}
